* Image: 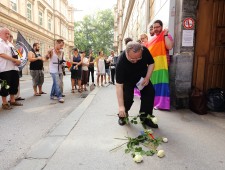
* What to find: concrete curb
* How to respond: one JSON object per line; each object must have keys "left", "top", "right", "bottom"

{"left": 12, "top": 87, "right": 100, "bottom": 170}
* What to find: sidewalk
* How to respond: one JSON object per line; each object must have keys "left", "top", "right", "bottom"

{"left": 13, "top": 85, "right": 225, "bottom": 170}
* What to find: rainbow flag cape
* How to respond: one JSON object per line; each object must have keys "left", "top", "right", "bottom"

{"left": 146, "top": 31, "right": 170, "bottom": 110}
{"left": 66, "top": 61, "right": 72, "bottom": 71}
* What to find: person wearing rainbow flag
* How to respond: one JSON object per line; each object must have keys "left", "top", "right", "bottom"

{"left": 146, "top": 20, "right": 174, "bottom": 110}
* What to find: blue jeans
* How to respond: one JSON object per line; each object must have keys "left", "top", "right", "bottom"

{"left": 50, "top": 73, "right": 62, "bottom": 99}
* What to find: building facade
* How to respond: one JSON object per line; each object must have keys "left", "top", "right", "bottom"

{"left": 0, "top": 0, "right": 75, "bottom": 74}
{"left": 114, "top": 0, "right": 225, "bottom": 108}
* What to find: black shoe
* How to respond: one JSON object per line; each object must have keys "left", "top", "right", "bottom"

{"left": 140, "top": 116, "right": 158, "bottom": 128}
{"left": 144, "top": 119, "right": 158, "bottom": 128}
{"left": 118, "top": 117, "right": 127, "bottom": 126}
{"left": 62, "top": 94, "right": 65, "bottom": 97}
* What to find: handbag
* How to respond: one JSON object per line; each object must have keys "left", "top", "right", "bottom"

{"left": 189, "top": 87, "right": 207, "bottom": 115}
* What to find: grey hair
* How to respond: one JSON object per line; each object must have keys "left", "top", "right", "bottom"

{"left": 125, "top": 41, "right": 143, "bottom": 53}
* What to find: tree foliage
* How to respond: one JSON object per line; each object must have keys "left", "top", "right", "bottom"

{"left": 74, "top": 9, "right": 114, "bottom": 56}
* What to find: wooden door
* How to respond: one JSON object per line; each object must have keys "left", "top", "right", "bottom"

{"left": 193, "top": 0, "right": 225, "bottom": 91}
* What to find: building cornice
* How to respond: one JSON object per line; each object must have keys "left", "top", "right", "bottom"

{"left": 121, "top": 0, "right": 135, "bottom": 38}
{"left": 37, "top": 0, "right": 46, "bottom": 10}
{"left": 0, "top": 11, "right": 55, "bottom": 41}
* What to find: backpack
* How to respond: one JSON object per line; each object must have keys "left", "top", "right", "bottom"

{"left": 189, "top": 87, "right": 207, "bottom": 115}
{"left": 207, "top": 88, "right": 225, "bottom": 112}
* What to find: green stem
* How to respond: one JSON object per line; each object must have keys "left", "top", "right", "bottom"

{"left": 114, "top": 138, "right": 128, "bottom": 140}
{"left": 109, "top": 142, "right": 128, "bottom": 152}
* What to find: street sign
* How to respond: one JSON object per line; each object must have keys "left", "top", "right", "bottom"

{"left": 183, "top": 18, "right": 195, "bottom": 29}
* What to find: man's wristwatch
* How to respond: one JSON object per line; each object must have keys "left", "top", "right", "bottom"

{"left": 164, "top": 34, "right": 168, "bottom": 36}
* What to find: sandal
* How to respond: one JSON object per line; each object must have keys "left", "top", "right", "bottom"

{"left": 78, "top": 89, "right": 82, "bottom": 93}
{"left": 15, "top": 97, "right": 25, "bottom": 101}
{"left": 34, "top": 93, "right": 41, "bottom": 96}
{"left": 40, "top": 92, "right": 47, "bottom": 94}
{"left": 9, "top": 101, "right": 23, "bottom": 106}
{"left": 2, "top": 103, "right": 13, "bottom": 110}
{"left": 71, "top": 89, "right": 75, "bottom": 93}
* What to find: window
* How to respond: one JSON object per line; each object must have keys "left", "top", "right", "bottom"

{"left": 27, "top": 2, "right": 32, "bottom": 20}
{"left": 10, "top": 0, "right": 17, "bottom": 11}
{"left": 39, "top": 11, "right": 43, "bottom": 26}
{"left": 48, "top": 17, "right": 52, "bottom": 31}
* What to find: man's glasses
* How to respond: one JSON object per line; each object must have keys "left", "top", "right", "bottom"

{"left": 126, "top": 52, "right": 142, "bottom": 62}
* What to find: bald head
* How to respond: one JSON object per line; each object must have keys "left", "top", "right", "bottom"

{"left": 0, "top": 27, "right": 10, "bottom": 41}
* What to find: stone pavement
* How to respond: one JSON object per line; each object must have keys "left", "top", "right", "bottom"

{"left": 13, "top": 84, "right": 225, "bottom": 170}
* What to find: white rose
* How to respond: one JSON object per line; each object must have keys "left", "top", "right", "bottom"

{"left": 133, "top": 154, "right": 143, "bottom": 163}
{"left": 157, "top": 150, "right": 165, "bottom": 158}
{"left": 5, "top": 85, "right": 10, "bottom": 89}
{"left": 151, "top": 117, "right": 158, "bottom": 124}
{"left": 162, "top": 138, "right": 168, "bottom": 143}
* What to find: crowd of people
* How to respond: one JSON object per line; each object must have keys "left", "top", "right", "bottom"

{"left": 1, "top": 19, "right": 173, "bottom": 130}
{"left": 0, "top": 26, "right": 119, "bottom": 109}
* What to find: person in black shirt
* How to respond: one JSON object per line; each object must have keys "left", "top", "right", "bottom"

{"left": 28, "top": 43, "right": 45, "bottom": 96}
{"left": 116, "top": 41, "right": 157, "bottom": 128}
{"left": 104, "top": 55, "right": 111, "bottom": 84}
{"left": 108, "top": 50, "right": 117, "bottom": 85}
{"left": 87, "top": 50, "right": 95, "bottom": 86}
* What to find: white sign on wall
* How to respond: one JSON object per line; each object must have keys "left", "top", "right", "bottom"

{"left": 182, "top": 30, "right": 194, "bottom": 47}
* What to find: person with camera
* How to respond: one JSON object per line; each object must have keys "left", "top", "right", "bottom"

{"left": 45, "top": 39, "right": 65, "bottom": 103}
{"left": 28, "top": 43, "right": 46, "bottom": 96}
{"left": 0, "top": 27, "right": 22, "bottom": 110}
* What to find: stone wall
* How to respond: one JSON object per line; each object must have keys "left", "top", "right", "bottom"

{"left": 170, "top": 0, "right": 198, "bottom": 108}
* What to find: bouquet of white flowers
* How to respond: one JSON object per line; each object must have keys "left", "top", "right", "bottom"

{"left": 0, "top": 79, "right": 10, "bottom": 90}
{"left": 110, "top": 113, "right": 168, "bottom": 163}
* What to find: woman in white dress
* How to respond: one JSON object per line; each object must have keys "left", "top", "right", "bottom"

{"left": 96, "top": 51, "right": 105, "bottom": 86}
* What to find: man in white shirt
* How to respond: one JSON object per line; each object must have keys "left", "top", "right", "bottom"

{"left": 0, "top": 27, "right": 22, "bottom": 110}
{"left": 45, "top": 39, "right": 65, "bottom": 103}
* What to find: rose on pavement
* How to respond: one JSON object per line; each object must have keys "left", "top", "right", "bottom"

{"left": 133, "top": 154, "right": 143, "bottom": 163}
{"left": 162, "top": 137, "right": 168, "bottom": 143}
{"left": 157, "top": 150, "right": 165, "bottom": 158}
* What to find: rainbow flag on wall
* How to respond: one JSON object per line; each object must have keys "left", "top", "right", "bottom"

{"left": 146, "top": 31, "right": 170, "bottom": 110}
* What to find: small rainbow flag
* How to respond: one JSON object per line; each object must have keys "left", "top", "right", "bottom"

{"left": 17, "top": 48, "right": 23, "bottom": 58}
{"left": 66, "top": 61, "right": 72, "bottom": 71}
{"left": 146, "top": 31, "right": 170, "bottom": 110}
